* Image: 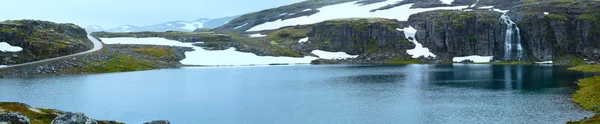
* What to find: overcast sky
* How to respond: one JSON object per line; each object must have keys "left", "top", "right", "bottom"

{"left": 1, "top": 0, "right": 303, "bottom": 28}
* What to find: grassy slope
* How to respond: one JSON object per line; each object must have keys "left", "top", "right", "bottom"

{"left": 568, "top": 65, "right": 600, "bottom": 124}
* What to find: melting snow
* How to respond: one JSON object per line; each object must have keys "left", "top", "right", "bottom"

{"left": 440, "top": 0, "right": 454, "bottom": 4}
{"left": 544, "top": 12, "right": 549, "bottom": 15}
{"left": 535, "top": 61, "right": 553, "bottom": 64}
{"left": 0, "top": 42, "right": 23, "bottom": 52}
{"left": 400, "top": 27, "right": 436, "bottom": 58}
{"left": 302, "top": 9, "right": 312, "bottom": 12}
{"left": 100, "top": 37, "right": 318, "bottom": 66}
{"left": 298, "top": 37, "right": 309, "bottom": 43}
{"left": 279, "top": 13, "right": 288, "bottom": 16}
{"left": 471, "top": 0, "right": 480, "bottom": 7}
{"left": 247, "top": 0, "right": 468, "bottom": 32}
{"left": 478, "top": 6, "right": 494, "bottom": 9}
{"left": 453, "top": 55, "right": 494, "bottom": 63}
{"left": 311, "top": 50, "right": 358, "bottom": 60}
{"left": 234, "top": 23, "right": 249, "bottom": 29}
{"left": 248, "top": 33, "right": 267, "bottom": 38}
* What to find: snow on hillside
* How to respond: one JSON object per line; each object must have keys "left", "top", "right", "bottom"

{"left": 0, "top": 42, "right": 23, "bottom": 52}
{"left": 440, "top": 0, "right": 454, "bottom": 4}
{"left": 400, "top": 27, "right": 436, "bottom": 58}
{"left": 453, "top": 55, "right": 494, "bottom": 63}
{"left": 100, "top": 37, "right": 319, "bottom": 66}
{"left": 247, "top": 0, "right": 469, "bottom": 32}
{"left": 312, "top": 50, "right": 358, "bottom": 60}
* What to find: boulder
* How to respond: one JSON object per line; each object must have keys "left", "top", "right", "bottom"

{"left": 51, "top": 112, "right": 98, "bottom": 124}
{"left": 0, "top": 112, "right": 30, "bottom": 124}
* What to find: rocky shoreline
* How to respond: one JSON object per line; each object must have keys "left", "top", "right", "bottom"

{"left": 0, "top": 102, "right": 170, "bottom": 124}
{"left": 0, "top": 44, "right": 193, "bottom": 78}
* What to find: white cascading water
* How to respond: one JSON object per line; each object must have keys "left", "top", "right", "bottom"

{"left": 499, "top": 14, "right": 524, "bottom": 61}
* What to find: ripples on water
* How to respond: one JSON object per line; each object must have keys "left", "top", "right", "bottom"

{"left": 0, "top": 64, "right": 595, "bottom": 124}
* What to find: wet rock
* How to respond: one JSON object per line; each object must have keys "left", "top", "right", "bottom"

{"left": 0, "top": 112, "right": 31, "bottom": 124}
{"left": 144, "top": 120, "right": 171, "bottom": 124}
{"left": 51, "top": 112, "right": 98, "bottom": 124}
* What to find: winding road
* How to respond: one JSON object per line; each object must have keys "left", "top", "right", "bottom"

{"left": 0, "top": 35, "right": 103, "bottom": 69}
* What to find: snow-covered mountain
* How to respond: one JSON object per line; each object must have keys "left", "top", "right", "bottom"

{"left": 88, "top": 16, "right": 238, "bottom": 32}
{"left": 214, "top": 0, "right": 515, "bottom": 32}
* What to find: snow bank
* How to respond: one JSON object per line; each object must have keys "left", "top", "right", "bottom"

{"left": 478, "top": 6, "right": 494, "bottom": 9}
{"left": 400, "top": 27, "right": 436, "bottom": 58}
{"left": 302, "top": 9, "right": 312, "bottom": 12}
{"left": 0, "top": 65, "right": 6, "bottom": 67}
{"left": 0, "top": 42, "right": 23, "bottom": 52}
{"left": 247, "top": 1, "right": 469, "bottom": 32}
{"left": 248, "top": 33, "right": 267, "bottom": 38}
{"left": 453, "top": 55, "right": 494, "bottom": 63}
{"left": 234, "top": 23, "right": 249, "bottom": 29}
{"left": 440, "top": 0, "right": 454, "bottom": 4}
{"left": 535, "top": 61, "right": 553, "bottom": 64}
{"left": 100, "top": 37, "right": 318, "bottom": 66}
{"left": 311, "top": 50, "right": 358, "bottom": 59}
{"left": 298, "top": 37, "right": 309, "bottom": 43}
{"left": 544, "top": 12, "right": 549, "bottom": 15}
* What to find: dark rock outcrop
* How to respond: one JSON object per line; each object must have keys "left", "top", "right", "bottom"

{"left": 0, "top": 112, "right": 31, "bottom": 124}
{"left": 51, "top": 112, "right": 98, "bottom": 124}
{"left": 144, "top": 120, "right": 171, "bottom": 124}
{"left": 0, "top": 20, "right": 92, "bottom": 64}
{"left": 408, "top": 10, "right": 505, "bottom": 61}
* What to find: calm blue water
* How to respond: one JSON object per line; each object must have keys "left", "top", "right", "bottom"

{"left": 0, "top": 64, "right": 595, "bottom": 124}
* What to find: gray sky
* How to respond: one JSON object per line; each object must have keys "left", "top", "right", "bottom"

{"left": 1, "top": 0, "right": 303, "bottom": 28}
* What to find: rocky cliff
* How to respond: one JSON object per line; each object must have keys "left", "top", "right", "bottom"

{"left": 408, "top": 10, "right": 505, "bottom": 61}
{"left": 0, "top": 20, "right": 92, "bottom": 65}
{"left": 508, "top": 0, "right": 600, "bottom": 62}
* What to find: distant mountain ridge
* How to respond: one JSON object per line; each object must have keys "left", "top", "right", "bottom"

{"left": 86, "top": 16, "right": 239, "bottom": 33}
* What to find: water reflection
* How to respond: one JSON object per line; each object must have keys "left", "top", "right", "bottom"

{"left": 431, "top": 65, "right": 593, "bottom": 90}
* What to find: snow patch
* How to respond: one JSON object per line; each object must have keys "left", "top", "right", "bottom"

{"left": 279, "top": 13, "right": 288, "bottom": 16}
{"left": 248, "top": 33, "right": 267, "bottom": 38}
{"left": 400, "top": 26, "right": 436, "bottom": 58}
{"left": 311, "top": 50, "right": 358, "bottom": 59}
{"left": 0, "top": 42, "right": 23, "bottom": 52}
{"left": 492, "top": 9, "right": 509, "bottom": 13}
{"left": 453, "top": 55, "right": 494, "bottom": 63}
{"left": 535, "top": 61, "right": 553, "bottom": 64}
{"left": 234, "top": 23, "right": 249, "bottom": 29}
{"left": 471, "top": 0, "right": 480, "bottom": 8}
{"left": 544, "top": 12, "right": 549, "bottom": 15}
{"left": 302, "top": 9, "right": 312, "bottom": 12}
{"left": 100, "top": 37, "right": 318, "bottom": 66}
{"left": 247, "top": 1, "right": 469, "bottom": 32}
{"left": 440, "top": 0, "right": 454, "bottom": 4}
{"left": 0, "top": 65, "right": 6, "bottom": 67}
{"left": 478, "top": 6, "right": 494, "bottom": 9}
{"left": 298, "top": 37, "right": 309, "bottom": 43}
{"left": 180, "top": 21, "right": 206, "bottom": 31}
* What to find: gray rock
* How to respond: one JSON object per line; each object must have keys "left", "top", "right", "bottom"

{"left": 0, "top": 112, "right": 31, "bottom": 124}
{"left": 51, "top": 112, "right": 98, "bottom": 124}
{"left": 144, "top": 120, "right": 171, "bottom": 124}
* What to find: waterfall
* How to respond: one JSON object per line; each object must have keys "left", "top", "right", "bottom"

{"left": 499, "top": 14, "right": 524, "bottom": 61}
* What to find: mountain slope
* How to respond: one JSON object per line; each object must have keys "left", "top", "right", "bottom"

{"left": 87, "top": 16, "right": 238, "bottom": 33}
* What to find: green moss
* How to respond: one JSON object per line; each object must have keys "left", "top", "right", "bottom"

{"left": 77, "top": 53, "right": 157, "bottom": 73}
{"left": 568, "top": 65, "right": 600, "bottom": 73}
{"left": 0, "top": 102, "right": 63, "bottom": 124}
{"left": 555, "top": 56, "right": 586, "bottom": 65}
{"left": 573, "top": 76, "right": 600, "bottom": 113}
{"left": 385, "top": 58, "right": 421, "bottom": 64}
{"left": 132, "top": 46, "right": 175, "bottom": 59}
{"left": 545, "top": 14, "right": 570, "bottom": 21}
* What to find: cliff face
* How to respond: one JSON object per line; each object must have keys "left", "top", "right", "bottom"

{"left": 408, "top": 10, "right": 505, "bottom": 61}
{"left": 305, "top": 18, "right": 414, "bottom": 55}
{"left": 509, "top": 1, "right": 600, "bottom": 61}
{"left": 0, "top": 20, "right": 92, "bottom": 65}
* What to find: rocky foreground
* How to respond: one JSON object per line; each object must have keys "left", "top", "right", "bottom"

{"left": 0, "top": 102, "right": 170, "bottom": 124}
